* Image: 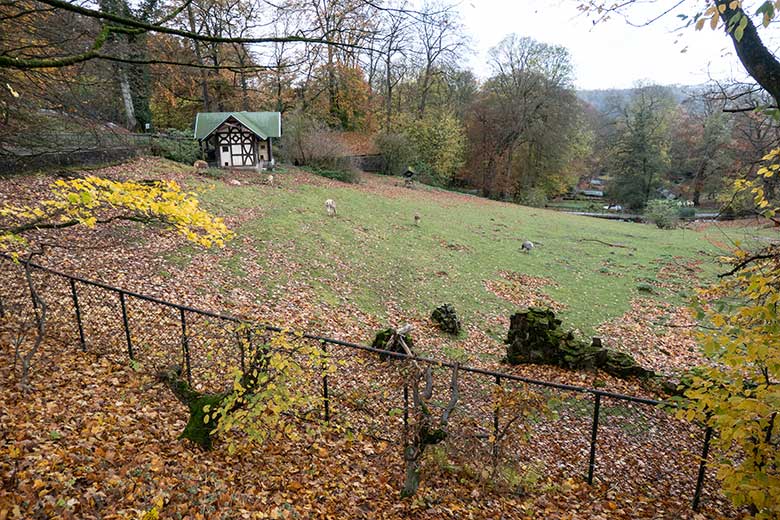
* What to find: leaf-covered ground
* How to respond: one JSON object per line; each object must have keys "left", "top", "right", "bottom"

{"left": 0, "top": 157, "right": 765, "bottom": 518}
{"left": 0, "top": 336, "right": 740, "bottom": 519}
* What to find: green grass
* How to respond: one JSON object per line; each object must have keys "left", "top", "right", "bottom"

{"left": 545, "top": 200, "right": 608, "bottom": 212}
{"left": 169, "top": 169, "right": 763, "bottom": 337}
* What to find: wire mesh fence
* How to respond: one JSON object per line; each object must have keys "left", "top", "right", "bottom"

{"left": 0, "top": 255, "right": 721, "bottom": 511}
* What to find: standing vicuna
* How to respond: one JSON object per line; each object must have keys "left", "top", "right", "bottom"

{"left": 325, "top": 199, "right": 336, "bottom": 217}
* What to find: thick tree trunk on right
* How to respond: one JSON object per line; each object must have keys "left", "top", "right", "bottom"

{"left": 718, "top": 1, "right": 780, "bottom": 107}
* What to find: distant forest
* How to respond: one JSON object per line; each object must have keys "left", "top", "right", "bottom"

{"left": 1, "top": 0, "right": 778, "bottom": 212}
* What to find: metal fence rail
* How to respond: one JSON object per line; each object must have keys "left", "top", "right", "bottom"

{"left": 0, "top": 255, "right": 717, "bottom": 512}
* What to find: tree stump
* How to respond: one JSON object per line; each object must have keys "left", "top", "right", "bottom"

{"left": 157, "top": 365, "right": 226, "bottom": 450}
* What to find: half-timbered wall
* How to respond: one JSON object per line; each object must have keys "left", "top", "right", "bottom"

{"left": 215, "top": 122, "right": 256, "bottom": 167}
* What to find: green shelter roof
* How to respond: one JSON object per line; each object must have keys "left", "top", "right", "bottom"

{"left": 194, "top": 111, "right": 281, "bottom": 140}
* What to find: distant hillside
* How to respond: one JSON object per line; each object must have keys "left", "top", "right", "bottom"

{"left": 576, "top": 85, "right": 704, "bottom": 112}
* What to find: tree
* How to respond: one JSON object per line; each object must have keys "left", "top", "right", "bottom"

{"left": 412, "top": 1, "right": 468, "bottom": 118}
{"left": 606, "top": 85, "right": 674, "bottom": 210}
{"left": 377, "top": 0, "right": 412, "bottom": 129}
{"left": 461, "top": 35, "right": 584, "bottom": 200}
{"left": 159, "top": 326, "right": 330, "bottom": 451}
{"left": 397, "top": 110, "right": 465, "bottom": 184}
{"left": 668, "top": 102, "right": 735, "bottom": 206}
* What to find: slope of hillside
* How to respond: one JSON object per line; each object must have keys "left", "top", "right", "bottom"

{"left": 10, "top": 157, "right": 767, "bottom": 379}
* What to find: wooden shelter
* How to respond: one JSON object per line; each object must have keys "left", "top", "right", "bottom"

{"left": 194, "top": 112, "right": 281, "bottom": 168}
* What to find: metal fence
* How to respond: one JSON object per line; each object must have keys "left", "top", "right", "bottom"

{"left": 0, "top": 255, "right": 719, "bottom": 513}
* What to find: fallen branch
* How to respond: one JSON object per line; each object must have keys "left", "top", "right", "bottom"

{"left": 578, "top": 238, "right": 637, "bottom": 251}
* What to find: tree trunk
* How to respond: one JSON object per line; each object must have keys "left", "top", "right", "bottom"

{"left": 240, "top": 70, "right": 249, "bottom": 111}
{"left": 692, "top": 158, "right": 709, "bottom": 207}
{"left": 157, "top": 366, "right": 225, "bottom": 450}
{"left": 385, "top": 65, "right": 393, "bottom": 130}
{"left": 642, "top": 157, "right": 652, "bottom": 207}
{"left": 401, "top": 445, "right": 421, "bottom": 498}
{"left": 719, "top": 1, "right": 780, "bottom": 107}
{"left": 118, "top": 67, "right": 138, "bottom": 130}
{"left": 417, "top": 64, "right": 433, "bottom": 118}
{"left": 187, "top": 3, "right": 210, "bottom": 111}
{"left": 275, "top": 73, "right": 284, "bottom": 113}
{"left": 327, "top": 46, "right": 339, "bottom": 124}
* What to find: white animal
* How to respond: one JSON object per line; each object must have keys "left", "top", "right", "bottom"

{"left": 414, "top": 212, "right": 421, "bottom": 226}
{"left": 521, "top": 240, "right": 534, "bottom": 253}
{"left": 325, "top": 199, "right": 336, "bottom": 217}
{"left": 266, "top": 174, "right": 274, "bottom": 186}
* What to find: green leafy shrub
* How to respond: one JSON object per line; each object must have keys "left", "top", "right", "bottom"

{"left": 678, "top": 206, "right": 696, "bottom": 218}
{"left": 395, "top": 111, "right": 465, "bottom": 185}
{"left": 644, "top": 199, "right": 679, "bottom": 229}
{"left": 516, "top": 187, "right": 548, "bottom": 208}
{"left": 375, "top": 132, "right": 416, "bottom": 176}
{"left": 150, "top": 130, "right": 200, "bottom": 165}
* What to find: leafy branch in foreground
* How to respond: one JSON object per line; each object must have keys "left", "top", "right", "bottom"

{"left": 0, "top": 175, "right": 233, "bottom": 253}
{"left": 674, "top": 147, "right": 780, "bottom": 518}
{"left": 158, "top": 328, "right": 331, "bottom": 452}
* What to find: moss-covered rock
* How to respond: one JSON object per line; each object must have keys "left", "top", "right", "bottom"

{"left": 430, "top": 304, "right": 462, "bottom": 335}
{"left": 504, "top": 307, "right": 653, "bottom": 380}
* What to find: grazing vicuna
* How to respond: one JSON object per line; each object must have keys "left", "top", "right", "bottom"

{"left": 325, "top": 199, "right": 336, "bottom": 217}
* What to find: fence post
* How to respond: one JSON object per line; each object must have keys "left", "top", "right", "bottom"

{"left": 119, "top": 292, "right": 134, "bottom": 360}
{"left": 69, "top": 279, "right": 86, "bottom": 351}
{"left": 321, "top": 340, "right": 330, "bottom": 421}
{"left": 179, "top": 308, "right": 192, "bottom": 385}
{"left": 245, "top": 328, "right": 252, "bottom": 367}
{"left": 692, "top": 426, "right": 713, "bottom": 511}
{"left": 587, "top": 393, "right": 601, "bottom": 485}
{"left": 492, "top": 375, "right": 501, "bottom": 461}
{"left": 403, "top": 384, "right": 409, "bottom": 434}
{"left": 234, "top": 330, "right": 245, "bottom": 372}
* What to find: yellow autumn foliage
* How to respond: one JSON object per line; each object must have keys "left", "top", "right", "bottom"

{"left": 0, "top": 175, "right": 232, "bottom": 253}
{"left": 677, "top": 148, "right": 780, "bottom": 518}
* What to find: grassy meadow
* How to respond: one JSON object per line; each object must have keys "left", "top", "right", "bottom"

{"left": 159, "top": 166, "right": 765, "bottom": 342}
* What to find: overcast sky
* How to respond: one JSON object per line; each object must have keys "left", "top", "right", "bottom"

{"left": 459, "top": 0, "right": 756, "bottom": 90}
